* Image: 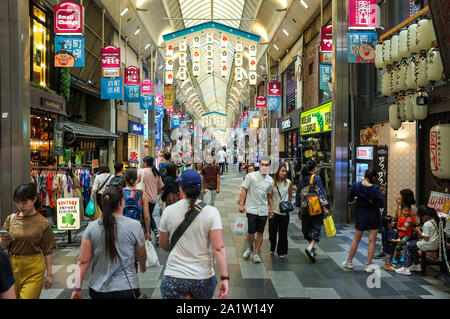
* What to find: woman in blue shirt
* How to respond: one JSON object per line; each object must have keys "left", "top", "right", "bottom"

{"left": 342, "top": 168, "right": 384, "bottom": 272}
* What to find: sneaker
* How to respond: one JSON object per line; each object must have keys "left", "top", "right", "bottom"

{"left": 305, "top": 248, "right": 316, "bottom": 262}
{"left": 392, "top": 258, "right": 398, "bottom": 265}
{"left": 311, "top": 247, "right": 317, "bottom": 257}
{"left": 374, "top": 251, "right": 385, "bottom": 259}
{"left": 364, "top": 264, "right": 377, "bottom": 273}
{"left": 384, "top": 264, "right": 396, "bottom": 271}
{"left": 400, "top": 256, "right": 405, "bottom": 263}
{"left": 252, "top": 253, "right": 262, "bottom": 263}
{"left": 410, "top": 264, "right": 422, "bottom": 272}
{"left": 278, "top": 255, "right": 285, "bottom": 259}
{"left": 395, "top": 267, "right": 411, "bottom": 276}
{"left": 341, "top": 261, "right": 354, "bottom": 270}
{"left": 243, "top": 248, "right": 253, "bottom": 259}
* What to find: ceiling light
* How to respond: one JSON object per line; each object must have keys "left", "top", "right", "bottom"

{"left": 135, "top": 29, "right": 140, "bottom": 35}
{"left": 121, "top": 8, "right": 128, "bottom": 16}
{"left": 145, "top": 43, "right": 150, "bottom": 50}
{"left": 300, "top": 0, "right": 309, "bottom": 9}
{"left": 282, "top": 29, "right": 290, "bottom": 37}
{"left": 273, "top": 44, "right": 279, "bottom": 51}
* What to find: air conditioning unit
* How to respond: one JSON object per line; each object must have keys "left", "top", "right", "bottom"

{"left": 220, "top": 35, "right": 228, "bottom": 47}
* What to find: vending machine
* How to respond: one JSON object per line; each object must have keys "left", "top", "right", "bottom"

{"left": 355, "top": 145, "right": 388, "bottom": 215}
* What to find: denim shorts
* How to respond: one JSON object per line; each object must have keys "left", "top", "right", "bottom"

{"left": 160, "top": 275, "right": 217, "bottom": 299}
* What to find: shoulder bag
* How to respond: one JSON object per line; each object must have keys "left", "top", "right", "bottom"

{"left": 98, "top": 174, "right": 113, "bottom": 193}
{"left": 306, "top": 175, "right": 323, "bottom": 216}
{"left": 170, "top": 202, "right": 206, "bottom": 251}
{"left": 275, "top": 182, "right": 293, "bottom": 214}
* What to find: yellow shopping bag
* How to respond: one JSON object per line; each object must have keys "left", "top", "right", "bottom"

{"left": 323, "top": 214, "right": 336, "bottom": 237}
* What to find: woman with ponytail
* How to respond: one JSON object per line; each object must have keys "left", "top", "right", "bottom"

{"left": 0, "top": 183, "right": 56, "bottom": 299}
{"left": 159, "top": 170, "right": 229, "bottom": 299}
{"left": 71, "top": 185, "right": 147, "bottom": 299}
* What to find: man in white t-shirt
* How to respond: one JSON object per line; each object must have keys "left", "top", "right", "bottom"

{"left": 238, "top": 156, "right": 274, "bottom": 263}
{"left": 216, "top": 147, "right": 227, "bottom": 175}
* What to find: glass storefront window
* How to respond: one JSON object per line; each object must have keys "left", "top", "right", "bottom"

{"left": 31, "top": 5, "right": 49, "bottom": 87}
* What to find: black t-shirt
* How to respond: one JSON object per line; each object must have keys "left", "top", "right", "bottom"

{"left": 0, "top": 250, "right": 15, "bottom": 294}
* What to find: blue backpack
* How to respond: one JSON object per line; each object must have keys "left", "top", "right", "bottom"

{"left": 123, "top": 190, "right": 143, "bottom": 222}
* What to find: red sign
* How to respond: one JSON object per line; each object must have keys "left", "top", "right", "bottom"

{"left": 124, "top": 66, "right": 140, "bottom": 85}
{"left": 101, "top": 45, "right": 121, "bottom": 69}
{"left": 256, "top": 96, "right": 266, "bottom": 107}
{"left": 268, "top": 81, "right": 281, "bottom": 96}
{"left": 189, "top": 124, "right": 194, "bottom": 130}
{"left": 321, "top": 24, "right": 333, "bottom": 52}
{"left": 140, "top": 79, "right": 153, "bottom": 95}
{"left": 54, "top": 1, "right": 84, "bottom": 35}
{"left": 348, "top": 0, "right": 379, "bottom": 28}
{"left": 430, "top": 130, "right": 438, "bottom": 172}
{"left": 92, "top": 159, "right": 99, "bottom": 169}
{"left": 165, "top": 106, "right": 174, "bottom": 114}
{"left": 155, "top": 94, "right": 164, "bottom": 106}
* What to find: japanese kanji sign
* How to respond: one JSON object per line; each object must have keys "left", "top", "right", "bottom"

{"left": 101, "top": 45, "right": 121, "bottom": 69}
{"left": 101, "top": 77, "right": 122, "bottom": 100}
{"left": 124, "top": 66, "right": 140, "bottom": 85}
{"left": 54, "top": 36, "right": 85, "bottom": 67}
{"left": 348, "top": 0, "right": 379, "bottom": 28}
{"left": 124, "top": 85, "right": 140, "bottom": 103}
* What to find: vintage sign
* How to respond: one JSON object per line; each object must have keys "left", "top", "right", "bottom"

{"left": 267, "top": 96, "right": 281, "bottom": 111}
{"left": 428, "top": 191, "right": 450, "bottom": 213}
{"left": 91, "top": 159, "right": 99, "bottom": 169}
{"left": 375, "top": 146, "right": 388, "bottom": 214}
{"left": 320, "top": 52, "right": 333, "bottom": 64}
{"left": 101, "top": 45, "right": 121, "bottom": 69}
{"left": 140, "top": 79, "right": 153, "bottom": 95}
{"left": 57, "top": 198, "right": 81, "bottom": 230}
{"left": 356, "top": 146, "right": 374, "bottom": 160}
{"left": 54, "top": 36, "right": 85, "bottom": 67}
{"left": 155, "top": 94, "right": 164, "bottom": 107}
{"left": 140, "top": 94, "right": 154, "bottom": 110}
{"left": 319, "top": 64, "right": 332, "bottom": 90}
{"left": 101, "top": 77, "right": 122, "bottom": 100}
{"left": 300, "top": 102, "right": 332, "bottom": 135}
{"left": 129, "top": 121, "right": 144, "bottom": 135}
{"left": 348, "top": 0, "right": 379, "bottom": 29}
{"left": 54, "top": 1, "right": 84, "bottom": 35}
{"left": 347, "top": 30, "right": 377, "bottom": 63}
{"left": 321, "top": 24, "right": 333, "bottom": 52}
{"left": 256, "top": 96, "right": 266, "bottom": 108}
{"left": 124, "top": 85, "right": 140, "bottom": 103}
{"left": 305, "top": 150, "right": 313, "bottom": 158}
{"left": 124, "top": 66, "right": 140, "bottom": 85}
{"left": 268, "top": 81, "right": 281, "bottom": 96}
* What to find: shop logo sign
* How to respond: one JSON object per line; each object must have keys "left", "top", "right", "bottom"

{"left": 101, "top": 45, "right": 121, "bottom": 69}
{"left": 256, "top": 96, "right": 266, "bottom": 108}
{"left": 140, "top": 79, "right": 153, "bottom": 95}
{"left": 356, "top": 146, "right": 374, "bottom": 160}
{"left": 268, "top": 81, "right": 281, "bottom": 96}
{"left": 129, "top": 121, "right": 144, "bottom": 135}
{"left": 54, "top": 1, "right": 84, "bottom": 35}
{"left": 281, "top": 118, "right": 292, "bottom": 130}
{"left": 124, "top": 66, "right": 140, "bottom": 85}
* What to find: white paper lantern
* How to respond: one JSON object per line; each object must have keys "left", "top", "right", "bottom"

{"left": 249, "top": 44, "right": 257, "bottom": 57}
{"left": 179, "top": 52, "right": 187, "bottom": 67}
{"left": 192, "top": 62, "right": 200, "bottom": 77}
{"left": 235, "top": 67, "right": 243, "bottom": 82}
{"left": 381, "top": 70, "right": 392, "bottom": 96}
{"left": 404, "top": 93, "right": 415, "bottom": 121}
{"left": 235, "top": 52, "right": 243, "bottom": 67}
{"left": 390, "top": 67, "right": 399, "bottom": 94}
{"left": 192, "top": 35, "right": 201, "bottom": 48}
{"left": 398, "top": 97, "right": 406, "bottom": 121}
{"left": 206, "top": 33, "right": 214, "bottom": 44}
{"left": 416, "top": 55, "right": 429, "bottom": 87}
{"left": 178, "top": 67, "right": 187, "bottom": 81}
{"left": 405, "top": 58, "right": 417, "bottom": 89}
{"left": 165, "top": 70, "right": 174, "bottom": 84}
{"left": 407, "top": 23, "right": 418, "bottom": 54}
{"left": 249, "top": 71, "right": 257, "bottom": 85}
{"left": 427, "top": 49, "right": 443, "bottom": 82}
{"left": 249, "top": 56, "right": 257, "bottom": 71}
{"left": 413, "top": 91, "right": 428, "bottom": 120}
{"left": 165, "top": 56, "right": 173, "bottom": 71}
{"left": 399, "top": 28, "right": 409, "bottom": 59}
{"left": 389, "top": 104, "right": 402, "bottom": 130}
{"left": 179, "top": 41, "right": 187, "bottom": 52}
{"left": 220, "top": 47, "right": 228, "bottom": 62}
{"left": 383, "top": 40, "right": 392, "bottom": 66}
{"left": 397, "top": 62, "right": 407, "bottom": 91}
{"left": 375, "top": 44, "right": 385, "bottom": 68}
{"left": 206, "top": 45, "right": 213, "bottom": 59}
{"left": 192, "top": 47, "right": 201, "bottom": 63}
{"left": 417, "top": 19, "right": 435, "bottom": 52}
{"left": 235, "top": 42, "right": 243, "bottom": 52}
{"left": 206, "top": 59, "right": 213, "bottom": 74}
{"left": 166, "top": 43, "right": 174, "bottom": 57}
{"left": 391, "top": 35, "right": 400, "bottom": 63}
{"left": 430, "top": 124, "right": 450, "bottom": 179}
{"left": 220, "top": 62, "right": 228, "bottom": 77}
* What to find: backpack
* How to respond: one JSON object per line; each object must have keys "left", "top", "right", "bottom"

{"left": 159, "top": 161, "right": 169, "bottom": 178}
{"left": 123, "top": 190, "right": 143, "bottom": 221}
{"left": 306, "top": 175, "right": 323, "bottom": 216}
{"left": 109, "top": 175, "right": 125, "bottom": 187}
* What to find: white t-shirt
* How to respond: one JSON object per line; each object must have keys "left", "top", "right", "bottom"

{"left": 242, "top": 171, "right": 273, "bottom": 216}
{"left": 160, "top": 199, "right": 223, "bottom": 279}
{"left": 93, "top": 173, "right": 112, "bottom": 195}
{"left": 417, "top": 220, "right": 439, "bottom": 251}
{"left": 272, "top": 179, "right": 291, "bottom": 216}
{"left": 216, "top": 150, "right": 226, "bottom": 163}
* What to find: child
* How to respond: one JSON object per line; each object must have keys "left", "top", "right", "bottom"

{"left": 392, "top": 203, "right": 417, "bottom": 264}
{"left": 382, "top": 216, "right": 400, "bottom": 271}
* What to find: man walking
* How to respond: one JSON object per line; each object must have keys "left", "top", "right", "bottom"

{"left": 201, "top": 155, "right": 221, "bottom": 206}
{"left": 239, "top": 156, "right": 274, "bottom": 263}
{"left": 216, "top": 146, "right": 227, "bottom": 175}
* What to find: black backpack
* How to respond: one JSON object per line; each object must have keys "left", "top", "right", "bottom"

{"left": 109, "top": 175, "right": 125, "bottom": 188}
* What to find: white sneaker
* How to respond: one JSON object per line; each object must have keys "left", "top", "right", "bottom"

{"left": 410, "top": 264, "right": 422, "bottom": 272}
{"left": 364, "top": 264, "right": 377, "bottom": 273}
{"left": 341, "top": 261, "right": 354, "bottom": 270}
{"left": 395, "top": 267, "right": 411, "bottom": 276}
{"left": 243, "top": 248, "right": 253, "bottom": 259}
{"left": 252, "top": 253, "right": 262, "bottom": 263}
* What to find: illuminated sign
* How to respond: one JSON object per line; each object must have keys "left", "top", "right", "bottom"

{"left": 300, "top": 102, "right": 332, "bottom": 135}
{"left": 356, "top": 146, "right": 374, "bottom": 160}
{"left": 129, "top": 121, "right": 144, "bottom": 135}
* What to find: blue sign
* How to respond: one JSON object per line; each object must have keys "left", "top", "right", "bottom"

{"left": 267, "top": 95, "right": 281, "bottom": 111}
{"left": 347, "top": 30, "right": 377, "bottom": 64}
{"left": 171, "top": 118, "right": 180, "bottom": 128}
{"left": 124, "top": 85, "right": 140, "bottom": 103}
{"left": 54, "top": 36, "right": 85, "bottom": 67}
{"left": 140, "top": 94, "right": 154, "bottom": 110}
{"left": 155, "top": 105, "right": 165, "bottom": 119}
{"left": 320, "top": 64, "right": 332, "bottom": 91}
{"left": 129, "top": 121, "right": 144, "bottom": 135}
{"left": 155, "top": 116, "right": 163, "bottom": 150}
{"left": 101, "top": 77, "right": 122, "bottom": 100}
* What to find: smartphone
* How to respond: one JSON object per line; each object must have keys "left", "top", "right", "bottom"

{"left": 0, "top": 230, "right": 14, "bottom": 239}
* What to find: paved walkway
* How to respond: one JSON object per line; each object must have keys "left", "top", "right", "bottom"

{"left": 42, "top": 166, "right": 450, "bottom": 299}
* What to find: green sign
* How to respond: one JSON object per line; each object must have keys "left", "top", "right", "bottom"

{"left": 300, "top": 102, "right": 332, "bottom": 135}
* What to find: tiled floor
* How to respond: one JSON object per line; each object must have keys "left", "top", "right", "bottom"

{"left": 41, "top": 166, "right": 450, "bottom": 299}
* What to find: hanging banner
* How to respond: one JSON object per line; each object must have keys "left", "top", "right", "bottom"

{"left": 171, "top": 118, "right": 180, "bottom": 128}
{"left": 155, "top": 93, "right": 164, "bottom": 107}
{"left": 347, "top": 30, "right": 377, "bottom": 63}
{"left": 267, "top": 96, "right": 281, "bottom": 111}
{"left": 348, "top": 0, "right": 379, "bottom": 29}
{"left": 124, "top": 66, "right": 140, "bottom": 85}
{"left": 53, "top": 122, "right": 64, "bottom": 157}
{"left": 180, "top": 120, "right": 187, "bottom": 129}
{"left": 189, "top": 123, "right": 194, "bottom": 132}
{"left": 140, "top": 94, "right": 154, "bottom": 110}
{"left": 54, "top": 36, "right": 85, "bottom": 67}
{"left": 140, "top": 79, "right": 153, "bottom": 94}
{"left": 300, "top": 102, "right": 333, "bottom": 135}
{"left": 101, "top": 77, "right": 122, "bottom": 100}
{"left": 241, "top": 112, "right": 249, "bottom": 129}
{"left": 124, "top": 85, "right": 140, "bottom": 103}
{"left": 268, "top": 81, "right": 281, "bottom": 96}
{"left": 143, "top": 110, "right": 148, "bottom": 142}
{"left": 57, "top": 198, "right": 81, "bottom": 231}
{"left": 165, "top": 106, "right": 174, "bottom": 114}
{"left": 321, "top": 24, "right": 333, "bottom": 52}
{"left": 320, "top": 64, "right": 333, "bottom": 90}
{"left": 155, "top": 105, "right": 165, "bottom": 118}
{"left": 164, "top": 84, "right": 174, "bottom": 108}
{"left": 54, "top": 1, "right": 84, "bottom": 35}
{"left": 129, "top": 121, "right": 144, "bottom": 135}
{"left": 101, "top": 45, "right": 121, "bottom": 69}
{"left": 320, "top": 52, "right": 333, "bottom": 64}
{"left": 128, "top": 149, "right": 140, "bottom": 165}
{"left": 256, "top": 96, "right": 266, "bottom": 108}
{"left": 155, "top": 116, "right": 163, "bottom": 150}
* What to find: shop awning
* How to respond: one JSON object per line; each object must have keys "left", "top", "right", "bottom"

{"left": 63, "top": 121, "right": 118, "bottom": 139}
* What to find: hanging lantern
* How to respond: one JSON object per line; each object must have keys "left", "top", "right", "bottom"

{"left": 390, "top": 67, "right": 399, "bottom": 94}
{"left": 398, "top": 28, "right": 409, "bottom": 59}
{"left": 166, "top": 70, "right": 174, "bottom": 84}
{"left": 235, "top": 67, "right": 243, "bottom": 82}
{"left": 206, "top": 33, "right": 214, "bottom": 44}
{"left": 192, "top": 62, "right": 200, "bottom": 77}
{"left": 235, "top": 41, "right": 243, "bottom": 52}
{"left": 398, "top": 97, "right": 406, "bottom": 121}
{"left": 430, "top": 124, "right": 450, "bottom": 179}
{"left": 249, "top": 56, "right": 257, "bottom": 71}
{"left": 165, "top": 56, "right": 174, "bottom": 71}
{"left": 166, "top": 44, "right": 174, "bottom": 57}
{"left": 221, "top": 35, "right": 228, "bottom": 47}
{"left": 405, "top": 58, "right": 417, "bottom": 89}
{"left": 397, "top": 62, "right": 407, "bottom": 92}
{"left": 427, "top": 49, "right": 443, "bottom": 82}
{"left": 390, "top": 35, "right": 400, "bottom": 63}
{"left": 381, "top": 70, "right": 392, "bottom": 96}
{"left": 416, "top": 55, "right": 429, "bottom": 87}
{"left": 375, "top": 43, "right": 385, "bottom": 69}
{"left": 404, "top": 93, "right": 415, "bottom": 121}
{"left": 249, "top": 44, "right": 257, "bottom": 57}
{"left": 221, "top": 47, "right": 228, "bottom": 62}
{"left": 413, "top": 91, "right": 428, "bottom": 120}
{"left": 235, "top": 52, "right": 243, "bottom": 67}
{"left": 206, "top": 44, "right": 213, "bottom": 59}
{"left": 383, "top": 40, "right": 392, "bottom": 66}
{"left": 192, "top": 35, "right": 201, "bottom": 47}
{"left": 407, "top": 23, "right": 418, "bottom": 55}
{"left": 178, "top": 67, "right": 187, "bottom": 81}
{"left": 192, "top": 47, "right": 201, "bottom": 63}
{"left": 249, "top": 71, "right": 257, "bottom": 85}
{"left": 221, "top": 62, "right": 228, "bottom": 77}
{"left": 179, "top": 52, "right": 187, "bottom": 67}
{"left": 416, "top": 18, "right": 435, "bottom": 52}
{"left": 179, "top": 41, "right": 187, "bottom": 52}
{"left": 389, "top": 103, "right": 402, "bottom": 130}
{"left": 206, "top": 59, "right": 213, "bottom": 74}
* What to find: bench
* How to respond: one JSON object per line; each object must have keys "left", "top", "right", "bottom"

{"left": 420, "top": 245, "right": 449, "bottom": 276}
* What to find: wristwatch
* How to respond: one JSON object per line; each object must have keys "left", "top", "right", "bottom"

{"left": 220, "top": 276, "right": 229, "bottom": 281}
{"left": 72, "top": 287, "right": 81, "bottom": 291}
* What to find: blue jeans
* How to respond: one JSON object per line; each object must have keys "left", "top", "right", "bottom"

{"left": 160, "top": 276, "right": 217, "bottom": 299}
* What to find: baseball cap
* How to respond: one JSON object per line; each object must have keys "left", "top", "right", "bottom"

{"left": 175, "top": 169, "right": 202, "bottom": 188}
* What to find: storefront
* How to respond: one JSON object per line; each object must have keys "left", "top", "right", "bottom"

{"left": 278, "top": 109, "right": 301, "bottom": 159}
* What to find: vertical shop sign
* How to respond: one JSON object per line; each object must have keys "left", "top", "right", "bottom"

{"left": 54, "top": 37, "right": 85, "bottom": 67}
{"left": 140, "top": 94, "right": 154, "bottom": 110}
{"left": 128, "top": 149, "right": 140, "bottom": 165}
{"left": 348, "top": 0, "right": 379, "bottom": 28}
{"left": 267, "top": 96, "right": 281, "bottom": 111}
{"left": 101, "top": 45, "right": 121, "bottom": 69}
{"left": 164, "top": 84, "right": 174, "bottom": 108}
{"left": 101, "top": 77, "right": 122, "bottom": 99}
{"left": 57, "top": 198, "right": 81, "bottom": 231}
{"left": 54, "top": 1, "right": 84, "bottom": 35}
{"left": 155, "top": 116, "right": 163, "bottom": 150}
{"left": 268, "top": 81, "right": 281, "bottom": 96}
{"left": 53, "top": 122, "right": 64, "bottom": 157}
{"left": 319, "top": 64, "right": 333, "bottom": 90}
{"left": 155, "top": 93, "right": 164, "bottom": 106}
{"left": 124, "top": 66, "right": 140, "bottom": 85}
{"left": 155, "top": 105, "right": 165, "bottom": 118}
{"left": 321, "top": 24, "right": 333, "bottom": 52}
{"left": 347, "top": 30, "right": 377, "bottom": 63}
{"left": 165, "top": 106, "right": 174, "bottom": 114}
{"left": 171, "top": 118, "right": 181, "bottom": 129}
{"left": 143, "top": 110, "right": 148, "bottom": 142}
{"left": 124, "top": 85, "right": 140, "bottom": 103}
{"left": 140, "top": 79, "right": 153, "bottom": 95}
{"left": 92, "top": 159, "right": 99, "bottom": 169}
{"left": 374, "top": 146, "right": 388, "bottom": 214}
{"left": 256, "top": 96, "right": 266, "bottom": 108}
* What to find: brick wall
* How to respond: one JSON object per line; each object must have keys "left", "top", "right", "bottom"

{"left": 303, "top": 33, "right": 320, "bottom": 111}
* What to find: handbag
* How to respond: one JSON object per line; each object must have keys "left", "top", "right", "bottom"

{"left": 275, "top": 182, "right": 294, "bottom": 214}
{"left": 233, "top": 216, "right": 248, "bottom": 236}
{"left": 323, "top": 213, "right": 337, "bottom": 237}
{"left": 169, "top": 202, "right": 206, "bottom": 251}
{"left": 145, "top": 240, "right": 160, "bottom": 268}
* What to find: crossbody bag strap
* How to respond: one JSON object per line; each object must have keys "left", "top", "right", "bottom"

{"left": 98, "top": 175, "right": 112, "bottom": 193}
{"left": 169, "top": 202, "right": 206, "bottom": 252}
{"left": 275, "top": 183, "right": 288, "bottom": 202}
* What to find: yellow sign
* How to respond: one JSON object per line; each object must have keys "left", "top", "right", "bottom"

{"left": 57, "top": 198, "right": 81, "bottom": 231}
{"left": 300, "top": 102, "right": 332, "bottom": 135}
{"left": 164, "top": 84, "right": 174, "bottom": 108}
{"left": 305, "top": 150, "right": 313, "bottom": 158}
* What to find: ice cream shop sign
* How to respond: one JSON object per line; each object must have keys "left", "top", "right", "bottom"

{"left": 54, "top": 1, "right": 84, "bottom": 35}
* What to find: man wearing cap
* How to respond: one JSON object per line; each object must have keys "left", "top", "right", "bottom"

{"left": 201, "top": 155, "right": 221, "bottom": 207}
{"left": 239, "top": 156, "right": 274, "bottom": 263}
